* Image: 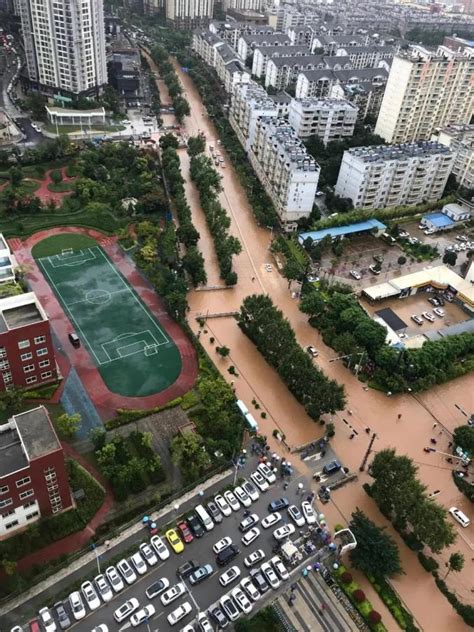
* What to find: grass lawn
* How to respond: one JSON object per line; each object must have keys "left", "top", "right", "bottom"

{"left": 47, "top": 182, "right": 74, "bottom": 193}
{"left": 0, "top": 180, "right": 41, "bottom": 198}
{"left": 31, "top": 233, "right": 98, "bottom": 257}
{"left": 0, "top": 210, "right": 128, "bottom": 238}
{"left": 287, "top": 237, "right": 308, "bottom": 266}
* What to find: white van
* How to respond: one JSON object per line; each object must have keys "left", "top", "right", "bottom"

{"left": 195, "top": 504, "right": 214, "bottom": 531}
{"left": 449, "top": 506, "right": 470, "bottom": 528}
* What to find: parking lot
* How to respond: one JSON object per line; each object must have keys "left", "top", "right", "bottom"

{"left": 18, "top": 451, "right": 346, "bottom": 632}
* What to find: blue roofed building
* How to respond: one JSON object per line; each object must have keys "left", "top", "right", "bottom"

{"left": 421, "top": 203, "right": 471, "bottom": 232}
{"left": 298, "top": 218, "right": 386, "bottom": 244}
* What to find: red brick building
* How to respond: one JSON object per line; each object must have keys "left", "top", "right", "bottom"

{"left": 0, "top": 292, "right": 58, "bottom": 391}
{"left": 0, "top": 406, "right": 73, "bottom": 538}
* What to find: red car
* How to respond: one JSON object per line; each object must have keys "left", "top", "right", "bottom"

{"left": 177, "top": 521, "right": 193, "bottom": 544}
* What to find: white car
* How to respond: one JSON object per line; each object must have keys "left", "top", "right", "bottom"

{"left": 196, "top": 612, "right": 213, "bottom": 632}
{"left": 449, "top": 506, "right": 470, "bottom": 528}
{"left": 261, "top": 562, "right": 281, "bottom": 589}
{"left": 150, "top": 535, "right": 170, "bottom": 560}
{"left": 69, "top": 591, "right": 86, "bottom": 621}
{"left": 131, "top": 551, "right": 148, "bottom": 575}
{"left": 234, "top": 485, "right": 252, "bottom": 507}
{"left": 242, "top": 527, "right": 261, "bottom": 547}
{"left": 117, "top": 558, "right": 137, "bottom": 585}
{"left": 114, "top": 598, "right": 140, "bottom": 623}
{"left": 265, "top": 264, "right": 273, "bottom": 272}
{"left": 213, "top": 536, "right": 232, "bottom": 554}
{"left": 250, "top": 471, "right": 269, "bottom": 492}
{"left": 38, "top": 607, "right": 56, "bottom": 632}
{"left": 139, "top": 542, "right": 158, "bottom": 566}
{"left": 288, "top": 504, "right": 305, "bottom": 527}
{"left": 224, "top": 490, "right": 241, "bottom": 512}
{"left": 240, "top": 576, "right": 261, "bottom": 601}
{"left": 94, "top": 574, "right": 113, "bottom": 602}
{"left": 239, "top": 513, "right": 260, "bottom": 532}
{"left": 411, "top": 314, "right": 423, "bottom": 326}
{"left": 244, "top": 548, "right": 265, "bottom": 568}
{"left": 350, "top": 270, "right": 361, "bottom": 280}
{"left": 271, "top": 555, "right": 289, "bottom": 581}
{"left": 261, "top": 512, "right": 282, "bottom": 529}
{"left": 219, "top": 565, "right": 241, "bottom": 587}
{"left": 231, "top": 587, "right": 253, "bottom": 615}
{"left": 242, "top": 479, "right": 259, "bottom": 502}
{"left": 257, "top": 462, "right": 276, "bottom": 484}
{"left": 433, "top": 307, "right": 445, "bottom": 317}
{"left": 160, "top": 582, "right": 186, "bottom": 606}
{"left": 214, "top": 494, "right": 232, "bottom": 517}
{"left": 422, "top": 311, "right": 435, "bottom": 323}
{"left": 273, "top": 524, "right": 296, "bottom": 540}
{"left": 130, "top": 604, "right": 156, "bottom": 627}
{"left": 301, "top": 501, "right": 317, "bottom": 525}
{"left": 220, "top": 595, "right": 240, "bottom": 621}
{"left": 81, "top": 580, "right": 101, "bottom": 610}
{"left": 167, "top": 601, "right": 192, "bottom": 626}
{"left": 105, "top": 565, "right": 124, "bottom": 592}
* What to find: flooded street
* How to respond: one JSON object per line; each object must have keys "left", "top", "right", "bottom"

{"left": 146, "top": 53, "right": 474, "bottom": 629}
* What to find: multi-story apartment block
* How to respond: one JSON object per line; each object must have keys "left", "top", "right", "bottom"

{"left": 215, "top": 42, "right": 251, "bottom": 93}
{"left": 0, "top": 233, "right": 16, "bottom": 284}
{"left": 332, "top": 78, "right": 387, "bottom": 123}
{"left": 209, "top": 20, "right": 274, "bottom": 50}
{"left": 237, "top": 33, "right": 291, "bottom": 64}
{"left": 265, "top": 54, "right": 329, "bottom": 90}
{"left": 229, "top": 81, "right": 278, "bottom": 149}
{"left": 165, "top": 0, "right": 214, "bottom": 29}
{"left": 335, "top": 141, "right": 453, "bottom": 209}
{"left": 375, "top": 46, "right": 474, "bottom": 144}
{"left": 312, "top": 33, "right": 366, "bottom": 55}
{"left": 222, "top": 0, "right": 262, "bottom": 12}
{"left": 288, "top": 97, "right": 358, "bottom": 143}
{"left": 252, "top": 45, "right": 311, "bottom": 78}
{"left": 335, "top": 45, "right": 395, "bottom": 69}
{"left": 434, "top": 125, "right": 474, "bottom": 189}
{"left": 296, "top": 66, "right": 388, "bottom": 100}
{"left": 249, "top": 117, "right": 320, "bottom": 227}
{"left": 0, "top": 406, "right": 73, "bottom": 538}
{"left": 19, "top": 0, "right": 107, "bottom": 98}
{"left": 0, "top": 293, "right": 58, "bottom": 392}
{"left": 288, "top": 24, "right": 320, "bottom": 48}
{"left": 192, "top": 30, "right": 226, "bottom": 67}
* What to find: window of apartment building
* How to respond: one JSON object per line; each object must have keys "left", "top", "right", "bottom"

{"left": 0, "top": 485, "right": 9, "bottom": 494}
{"left": 39, "top": 360, "right": 50, "bottom": 368}
{"left": 24, "top": 500, "right": 36, "bottom": 509}
{"left": 2, "top": 509, "right": 14, "bottom": 518}
{"left": 0, "top": 359, "right": 9, "bottom": 370}
{"left": 34, "top": 336, "right": 46, "bottom": 345}
{"left": 41, "top": 371, "right": 53, "bottom": 380}
{"left": 26, "top": 376, "right": 37, "bottom": 385}
{"left": 36, "top": 348, "right": 48, "bottom": 357}
{"left": 27, "top": 511, "right": 39, "bottom": 520}
{"left": 16, "top": 476, "right": 31, "bottom": 488}
{"left": 0, "top": 346, "right": 6, "bottom": 359}
{"left": 5, "top": 520, "right": 19, "bottom": 530}
{"left": 2, "top": 372, "right": 12, "bottom": 385}
{"left": 18, "top": 340, "right": 30, "bottom": 349}
{"left": 20, "top": 352, "right": 33, "bottom": 361}
{"left": 23, "top": 364, "right": 35, "bottom": 373}
{"left": 0, "top": 498, "right": 12, "bottom": 508}
{"left": 19, "top": 489, "right": 34, "bottom": 500}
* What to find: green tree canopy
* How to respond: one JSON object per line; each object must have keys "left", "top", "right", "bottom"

{"left": 453, "top": 425, "right": 474, "bottom": 453}
{"left": 56, "top": 413, "right": 82, "bottom": 438}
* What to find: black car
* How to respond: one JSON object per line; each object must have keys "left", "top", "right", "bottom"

{"left": 209, "top": 605, "right": 228, "bottom": 628}
{"left": 187, "top": 513, "right": 205, "bottom": 538}
{"left": 249, "top": 568, "right": 270, "bottom": 594}
{"left": 206, "top": 501, "right": 223, "bottom": 524}
{"left": 68, "top": 332, "right": 80, "bottom": 347}
{"left": 145, "top": 579, "right": 168, "bottom": 599}
{"left": 53, "top": 601, "right": 71, "bottom": 629}
{"left": 323, "top": 460, "right": 342, "bottom": 475}
{"left": 268, "top": 497, "right": 289, "bottom": 512}
{"left": 177, "top": 559, "right": 199, "bottom": 578}
{"left": 216, "top": 544, "right": 240, "bottom": 567}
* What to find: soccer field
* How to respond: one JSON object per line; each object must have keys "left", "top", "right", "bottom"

{"left": 37, "top": 246, "right": 182, "bottom": 397}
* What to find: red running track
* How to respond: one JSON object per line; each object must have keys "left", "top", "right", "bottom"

{"left": 10, "top": 227, "right": 198, "bottom": 420}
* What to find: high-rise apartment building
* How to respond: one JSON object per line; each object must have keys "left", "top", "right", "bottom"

{"left": 230, "top": 81, "right": 278, "bottom": 150}
{"left": 375, "top": 45, "right": 474, "bottom": 144}
{"left": 434, "top": 124, "right": 474, "bottom": 190}
{"left": 165, "top": 0, "right": 214, "bottom": 29}
{"left": 19, "top": 0, "right": 107, "bottom": 98}
{"left": 288, "top": 97, "right": 358, "bottom": 144}
{"left": 335, "top": 141, "right": 453, "bottom": 209}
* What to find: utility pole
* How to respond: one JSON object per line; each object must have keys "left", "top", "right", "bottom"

{"left": 359, "top": 432, "right": 377, "bottom": 472}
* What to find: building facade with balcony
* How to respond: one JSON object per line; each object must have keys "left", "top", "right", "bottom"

{"left": 434, "top": 124, "right": 474, "bottom": 190}
{"left": 0, "top": 293, "right": 58, "bottom": 392}
{"left": 165, "top": 0, "right": 214, "bottom": 30}
{"left": 288, "top": 97, "right": 358, "bottom": 144}
{"left": 229, "top": 80, "right": 278, "bottom": 150}
{"left": 0, "top": 406, "right": 73, "bottom": 538}
{"left": 335, "top": 141, "right": 454, "bottom": 209}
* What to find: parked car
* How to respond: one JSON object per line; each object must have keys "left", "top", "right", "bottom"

{"left": 216, "top": 544, "right": 240, "bottom": 567}
{"left": 271, "top": 555, "right": 289, "bottom": 581}
{"left": 261, "top": 511, "right": 282, "bottom": 529}
{"left": 261, "top": 562, "right": 281, "bottom": 589}
{"left": 131, "top": 605, "right": 156, "bottom": 628}
{"left": 68, "top": 332, "right": 80, "bottom": 347}
{"left": 350, "top": 270, "right": 361, "bottom": 280}
{"left": 273, "top": 524, "right": 296, "bottom": 540}
{"left": 105, "top": 565, "right": 124, "bottom": 592}
{"left": 369, "top": 264, "right": 381, "bottom": 275}
{"left": 38, "top": 607, "right": 56, "bottom": 632}
{"left": 80, "top": 580, "right": 101, "bottom": 610}
{"left": 189, "top": 563, "right": 214, "bottom": 586}
{"left": 177, "top": 560, "right": 199, "bottom": 579}
{"left": 160, "top": 582, "right": 186, "bottom": 606}
{"left": 94, "top": 574, "right": 113, "bottom": 602}
{"left": 433, "top": 307, "right": 445, "bottom": 317}
{"left": 241, "top": 526, "right": 261, "bottom": 547}
{"left": 117, "top": 558, "right": 137, "bottom": 585}
{"left": 239, "top": 513, "right": 260, "bottom": 532}
{"left": 231, "top": 587, "right": 253, "bottom": 615}
{"left": 130, "top": 552, "right": 147, "bottom": 576}
{"left": 68, "top": 592, "right": 86, "bottom": 621}
{"left": 301, "top": 501, "right": 317, "bottom": 525}
{"left": 150, "top": 535, "right": 170, "bottom": 560}
{"left": 223, "top": 490, "right": 241, "bottom": 511}
{"left": 214, "top": 494, "right": 232, "bottom": 517}
{"left": 250, "top": 471, "right": 269, "bottom": 492}
{"left": 249, "top": 568, "right": 270, "bottom": 594}
{"left": 145, "top": 578, "right": 170, "bottom": 599}
{"left": 206, "top": 501, "right": 223, "bottom": 524}
{"left": 449, "top": 507, "right": 470, "bottom": 528}
{"left": 323, "top": 460, "right": 342, "bottom": 475}
{"left": 234, "top": 485, "right": 252, "bottom": 507}
{"left": 240, "top": 576, "right": 261, "bottom": 601}
{"left": 213, "top": 536, "right": 233, "bottom": 554}
{"left": 306, "top": 345, "right": 319, "bottom": 357}
{"left": 177, "top": 521, "right": 194, "bottom": 544}
{"left": 373, "top": 254, "right": 384, "bottom": 264}
{"left": 257, "top": 462, "right": 276, "bottom": 484}
{"left": 421, "top": 311, "right": 435, "bottom": 323}
{"left": 208, "top": 605, "right": 229, "bottom": 628}
{"left": 242, "top": 479, "right": 260, "bottom": 502}
{"left": 411, "top": 314, "right": 423, "bottom": 326}
{"left": 139, "top": 542, "right": 158, "bottom": 566}
{"left": 167, "top": 602, "right": 192, "bottom": 626}
{"left": 219, "top": 565, "right": 241, "bottom": 587}
{"left": 166, "top": 528, "right": 184, "bottom": 554}
{"left": 428, "top": 297, "right": 440, "bottom": 307}
{"left": 268, "top": 498, "right": 289, "bottom": 512}
{"left": 53, "top": 601, "right": 71, "bottom": 630}
{"left": 187, "top": 513, "right": 205, "bottom": 538}
{"left": 114, "top": 598, "right": 140, "bottom": 624}
{"left": 288, "top": 505, "right": 305, "bottom": 527}
{"left": 219, "top": 595, "right": 239, "bottom": 622}
{"left": 244, "top": 548, "right": 265, "bottom": 568}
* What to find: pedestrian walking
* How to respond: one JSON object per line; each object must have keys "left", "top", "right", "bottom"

{"left": 433, "top": 423, "right": 437, "bottom": 429}
{"left": 252, "top": 276, "right": 255, "bottom": 282}
{"left": 365, "top": 427, "right": 370, "bottom": 433}
{"left": 397, "top": 413, "right": 402, "bottom": 420}
{"left": 349, "top": 433, "right": 355, "bottom": 439}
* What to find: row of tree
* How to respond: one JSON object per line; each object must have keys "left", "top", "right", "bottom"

{"left": 150, "top": 45, "right": 190, "bottom": 123}
{"left": 237, "top": 294, "right": 346, "bottom": 419}
{"left": 369, "top": 449, "right": 456, "bottom": 553}
{"left": 190, "top": 152, "right": 242, "bottom": 285}
{"left": 160, "top": 136, "right": 207, "bottom": 286}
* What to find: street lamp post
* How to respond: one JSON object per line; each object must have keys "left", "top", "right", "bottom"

{"left": 91, "top": 543, "right": 101, "bottom": 574}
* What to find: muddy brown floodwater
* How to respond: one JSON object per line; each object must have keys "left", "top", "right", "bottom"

{"left": 145, "top": 54, "right": 474, "bottom": 629}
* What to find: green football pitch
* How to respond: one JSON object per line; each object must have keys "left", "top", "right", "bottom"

{"left": 37, "top": 246, "right": 182, "bottom": 397}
